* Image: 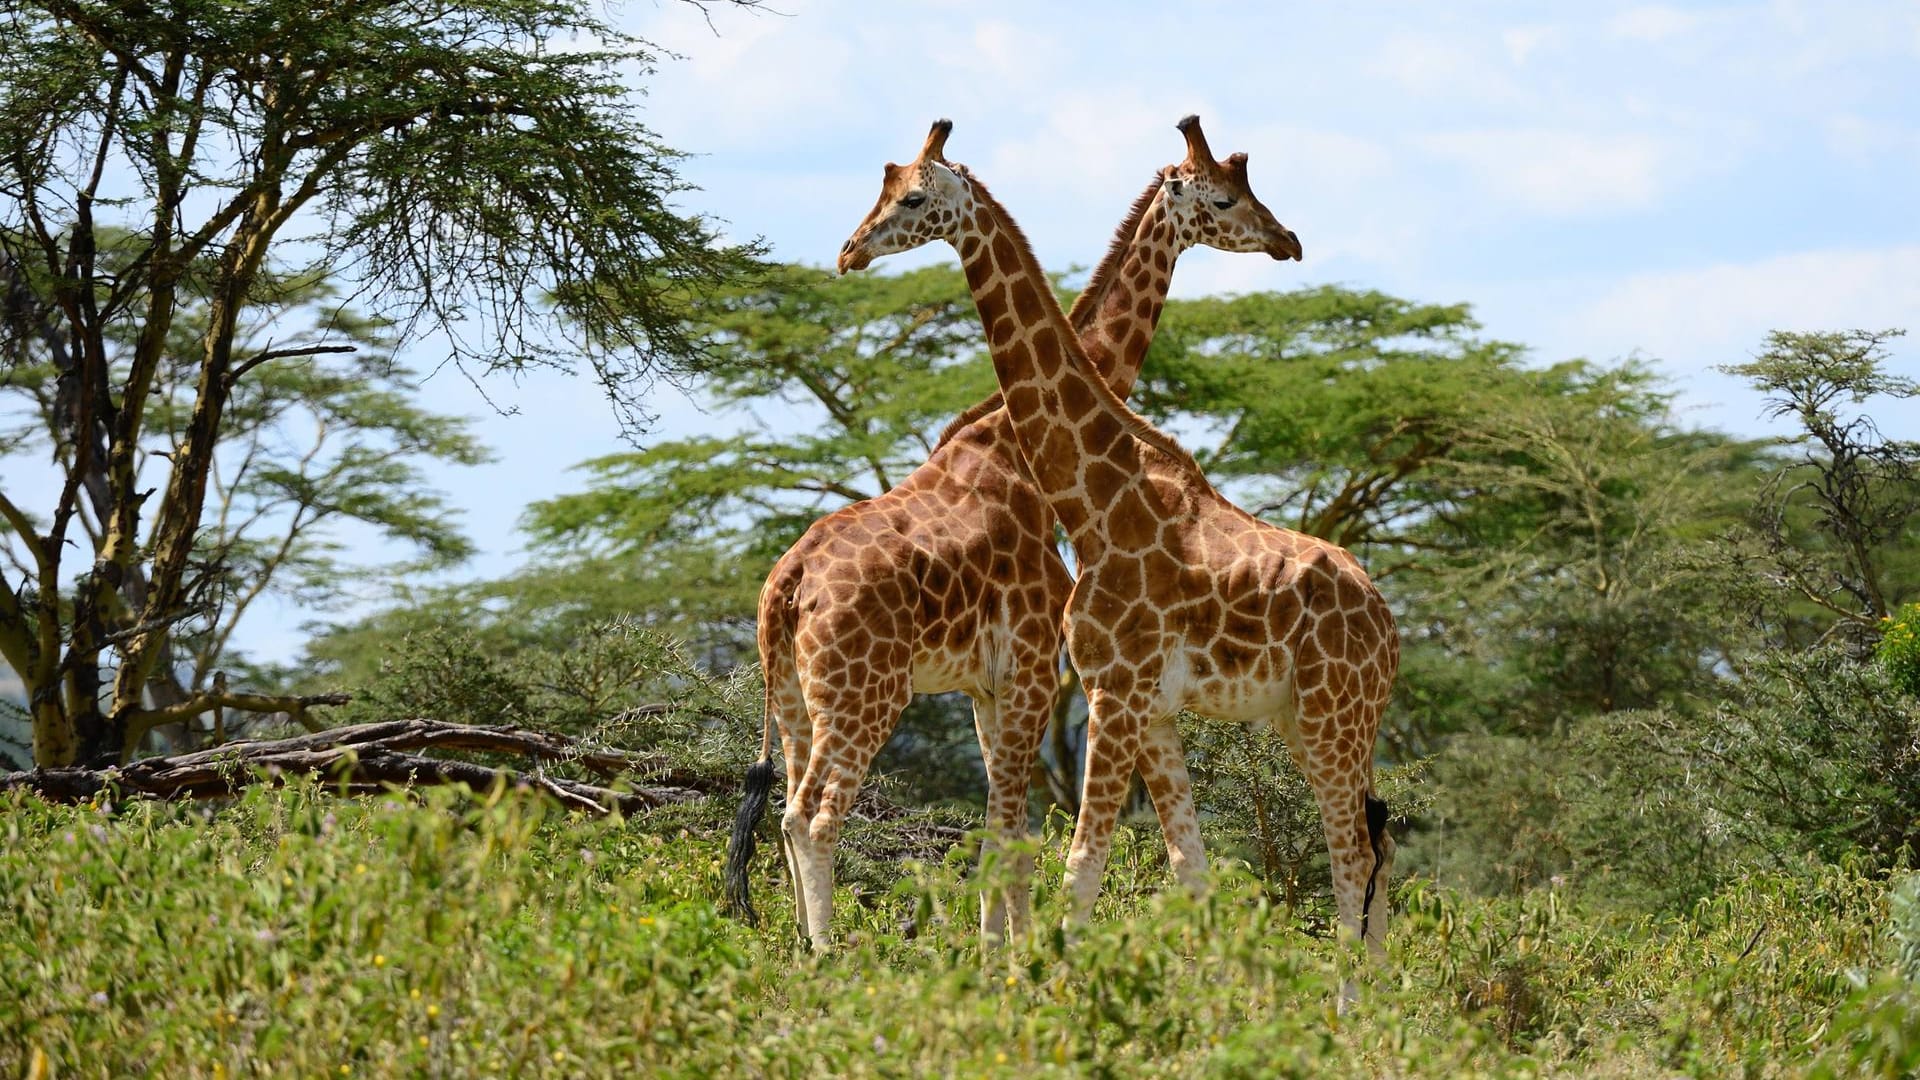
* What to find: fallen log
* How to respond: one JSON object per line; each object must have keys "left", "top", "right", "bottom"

{"left": 0, "top": 718, "right": 727, "bottom": 814}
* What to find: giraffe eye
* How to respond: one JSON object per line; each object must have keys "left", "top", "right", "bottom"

{"left": 901, "top": 193, "right": 928, "bottom": 209}
{"left": 1213, "top": 198, "right": 1237, "bottom": 210}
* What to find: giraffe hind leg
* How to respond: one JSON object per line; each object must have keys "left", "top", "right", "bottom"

{"left": 1137, "top": 716, "right": 1207, "bottom": 896}
{"left": 785, "top": 662, "right": 911, "bottom": 949}
{"left": 976, "top": 660, "right": 1053, "bottom": 946}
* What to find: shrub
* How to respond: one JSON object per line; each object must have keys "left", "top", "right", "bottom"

{"left": 1184, "top": 716, "right": 1430, "bottom": 923}
{"left": 1878, "top": 601, "right": 1920, "bottom": 698}
{"left": 1411, "top": 712, "right": 1743, "bottom": 911}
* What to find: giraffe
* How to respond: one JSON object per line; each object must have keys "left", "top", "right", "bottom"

{"left": 836, "top": 119, "right": 1400, "bottom": 970}
{"left": 723, "top": 117, "right": 1302, "bottom": 951}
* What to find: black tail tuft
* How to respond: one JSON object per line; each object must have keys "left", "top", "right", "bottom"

{"left": 723, "top": 759, "right": 777, "bottom": 927}
{"left": 1361, "top": 792, "right": 1390, "bottom": 940}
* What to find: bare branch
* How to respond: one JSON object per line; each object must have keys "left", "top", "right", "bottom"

{"left": 227, "top": 343, "right": 357, "bottom": 387}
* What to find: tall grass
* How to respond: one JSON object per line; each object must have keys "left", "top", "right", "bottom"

{"left": 1, "top": 785, "right": 1913, "bottom": 1077}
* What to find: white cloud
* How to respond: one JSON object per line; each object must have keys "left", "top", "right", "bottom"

{"left": 1367, "top": 33, "right": 1524, "bottom": 105}
{"left": 1415, "top": 129, "right": 1674, "bottom": 214}
{"left": 1823, "top": 113, "right": 1920, "bottom": 162}
{"left": 1502, "top": 25, "right": 1559, "bottom": 65}
{"left": 630, "top": 4, "right": 857, "bottom": 150}
{"left": 1565, "top": 246, "right": 1920, "bottom": 366}
{"left": 1609, "top": 5, "right": 1704, "bottom": 42}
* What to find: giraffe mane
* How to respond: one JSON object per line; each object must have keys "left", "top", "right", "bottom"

{"left": 942, "top": 166, "right": 1216, "bottom": 487}
{"left": 932, "top": 171, "right": 1168, "bottom": 450}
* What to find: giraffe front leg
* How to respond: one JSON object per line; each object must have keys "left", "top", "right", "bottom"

{"left": 1137, "top": 716, "right": 1207, "bottom": 896}
{"left": 1064, "top": 687, "right": 1149, "bottom": 925}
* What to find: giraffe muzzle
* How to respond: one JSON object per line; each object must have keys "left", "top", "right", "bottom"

{"left": 1268, "top": 227, "right": 1304, "bottom": 262}
{"left": 837, "top": 236, "right": 874, "bottom": 274}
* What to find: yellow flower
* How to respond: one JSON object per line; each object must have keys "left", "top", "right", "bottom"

{"left": 373, "top": 954, "right": 386, "bottom": 968}
{"left": 637, "top": 915, "right": 654, "bottom": 926}
{"left": 409, "top": 988, "right": 420, "bottom": 1000}
{"left": 418, "top": 1036, "right": 430, "bottom": 1049}
{"left": 354, "top": 863, "right": 368, "bottom": 875}
{"left": 427, "top": 1004, "right": 440, "bottom": 1019}
{"left": 1004, "top": 975, "right": 1017, "bottom": 988}
{"left": 339, "top": 1067, "right": 351, "bottom": 1076}
{"left": 994, "top": 1052, "right": 1008, "bottom": 1065}
{"left": 552, "top": 1050, "right": 566, "bottom": 1064}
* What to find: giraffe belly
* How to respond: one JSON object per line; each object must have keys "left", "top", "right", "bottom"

{"left": 1163, "top": 643, "right": 1299, "bottom": 726}
{"left": 910, "top": 641, "right": 981, "bottom": 696}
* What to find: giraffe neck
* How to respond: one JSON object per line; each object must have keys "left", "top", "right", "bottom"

{"left": 952, "top": 181, "right": 1174, "bottom": 560}
{"left": 1071, "top": 192, "right": 1181, "bottom": 402}
{"left": 934, "top": 175, "right": 1169, "bottom": 448}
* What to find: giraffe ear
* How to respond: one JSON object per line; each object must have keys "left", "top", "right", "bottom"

{"left": 1166, "top": 176, "right": 1186, "bottom": 198}
{"left": 927, "top": 159, "right": 969, "bottom": 193}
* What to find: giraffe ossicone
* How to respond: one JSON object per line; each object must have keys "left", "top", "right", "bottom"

{"left": 835, "top": 119, "right": 1400, "bottom": 993}
{"left": 724, "top": 116, "right": 1306, "bottom": 954}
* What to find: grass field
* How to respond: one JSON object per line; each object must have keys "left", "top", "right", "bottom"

{"left": 3, "top": 785, "right": 1916, "bottom": 1078}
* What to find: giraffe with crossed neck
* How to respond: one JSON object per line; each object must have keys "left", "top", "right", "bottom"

{"left": 724, "top": 117, "right": 1301, "bottom": 950}
{"left": 837, "top": 119, "right": 1400, "bottom": 974}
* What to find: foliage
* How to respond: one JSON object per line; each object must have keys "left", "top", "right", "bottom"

{"left": 1182, "top": 715, "right": 1432, "bottom": 921}
{"left": 1, "top": 259, "right": 487, "bottom": 712}
{"left": 0, "top": 0, "right": 758, "bottom": 766}
{"left": 1717, "top": 329, "right": 1920, "bottom": 650}
{"left": 1402, "top": 360, "right": 1766, "bottom": 729}
{"left": 325, "top": 620, "right": 759, "bottom": 771}
{"left": 1413, "top": 714, "right": 1746, "bottom": 910}
{"left": 521, "top": 263, "right": 992, "bottom": 632}
{"left": 1875, "top": 601, "right": 1920, "bottom": 698}
{"left": 1663, "top": 648, "right": 1920, "bottom": 870}
{"left": 0, "top": 785, "right": 1911, "bottom": 1077}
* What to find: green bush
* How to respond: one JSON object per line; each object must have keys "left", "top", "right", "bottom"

{"left": 0, "top": 785, "right": 1899, "bottom": 1077}
{"left": 1184, "top": 716, "right": 1429, "bottom": 923}
{"left": 1681, "top": 649, "right": 1920, "bottom": 869}
{"left": 1878, "top": 602, "right": 1920, "bottom": 698}
{"left": 1411, "top": 712, "right": 1743, "bottom": 911}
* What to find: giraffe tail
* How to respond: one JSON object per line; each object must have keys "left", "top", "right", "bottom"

{"left": 722, "top": 621, "right": 785, "bottom": 927}
{"left": 1361, "top": 790, "right": 1390, "bottom": 940}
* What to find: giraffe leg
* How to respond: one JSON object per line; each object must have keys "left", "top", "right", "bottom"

{"left": 1063, "top": 686, "right": 1150, "bottom": 924}
{"left": 784, "top": 664, "right": 910, "bottom": 950}
{"left": 970, "top": 692, "right": 1010, "bottom": 946}
{"left": 978, "top": 658, "right": 1053, "bottom": 945}
{"left": 770, "top": 682, "right": 813, "bottom": 940}
{"left": 1285, "top": 691, "right": 1391, "bottom": 1010}
{"left": 1137, "top": 716, "right": 1207, "bottom": 896}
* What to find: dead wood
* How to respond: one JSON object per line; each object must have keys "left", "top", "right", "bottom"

{"left": 0, "top": 717, "right": 729, "bottom": 814}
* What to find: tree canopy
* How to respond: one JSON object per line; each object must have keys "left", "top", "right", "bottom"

{"left": 0, "top": 0, "right": 758, "bottom": 764}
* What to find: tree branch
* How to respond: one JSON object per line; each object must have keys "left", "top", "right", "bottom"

{"left": 0, "top": 717, "right": 728, "bottom": 814}
{"left": 226, "top": 343, "right": 357, "bottom": 387}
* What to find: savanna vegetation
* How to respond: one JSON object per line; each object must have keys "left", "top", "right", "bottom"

{"left": 3, "top": 0, "right": 1919, "bottom": 1075}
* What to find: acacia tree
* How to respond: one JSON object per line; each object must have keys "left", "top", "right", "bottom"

{"left": 2, "top": 253, "right": 488, "bottom": 766}
{"left": 0, "top": 0, "right": 756, "bottom": 765}
{"left": 1718, "top": 329, "right": 1918, "bottom": 650}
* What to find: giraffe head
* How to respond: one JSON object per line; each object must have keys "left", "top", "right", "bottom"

{"left": 837, "top": 119, "right": 976, "bottom": 274}
{"left": 1157, "top": 115, "right": 1302, "bottom": 261}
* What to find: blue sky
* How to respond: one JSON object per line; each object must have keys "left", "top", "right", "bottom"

{"left": 6, "top": 0, "right": 1919, "bottom": 680}
{"left": 424, "top": 1, "right": 1918, "bottom": 565}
